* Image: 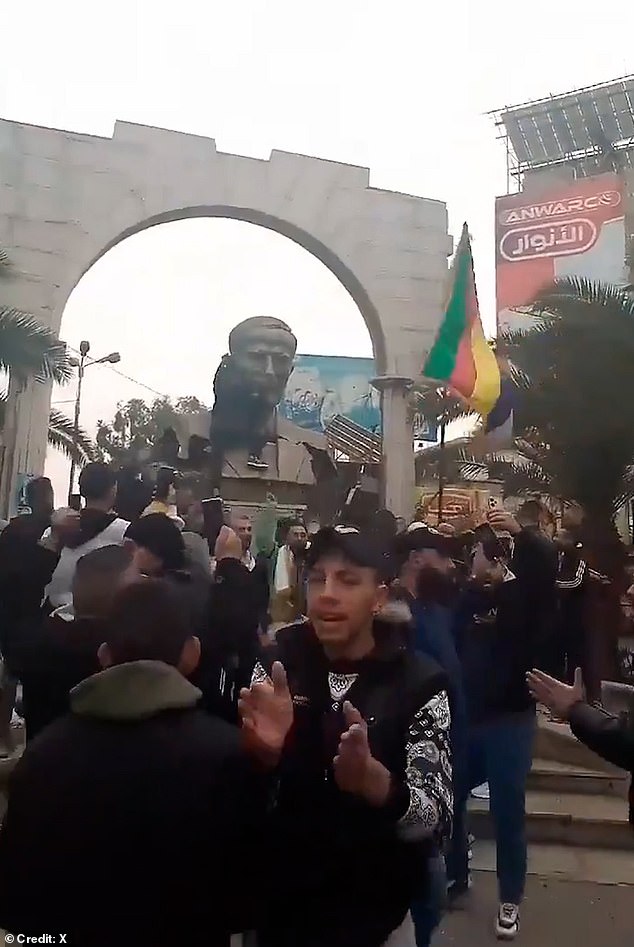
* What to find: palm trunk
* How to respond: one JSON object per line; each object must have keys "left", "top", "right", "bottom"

{"left": 0, "top": 374, "right": 23, "bottom": 518}
{"left": 579, "top": 512, "right": 626, "bottom": 685}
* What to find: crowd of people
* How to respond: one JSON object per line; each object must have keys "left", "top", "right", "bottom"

{"left": 0, "top": 465, "right": 631, "bottom": 946}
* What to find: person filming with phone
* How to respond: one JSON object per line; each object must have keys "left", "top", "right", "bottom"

{"left": 452, "top": 501, "right": 557, "bottom": 940}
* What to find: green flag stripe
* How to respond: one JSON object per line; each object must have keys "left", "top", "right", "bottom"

{"left": 423, "top": 231, "right": 471, "bottom": 381}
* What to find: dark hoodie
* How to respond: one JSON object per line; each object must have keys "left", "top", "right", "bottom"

{"left": 0, "top": 514, "right": 58, "bottom": 647}
{"left": 0, "top": 661, "right": 268, "bottom": 946}
{"left": 4, "top": 605, "right": 104, "bottom": 741}
{"left": 455, "top": 527, "right": 558, "bottom": 723}
{"left": 255, "top": 619, "right": 451, "bottom": 947}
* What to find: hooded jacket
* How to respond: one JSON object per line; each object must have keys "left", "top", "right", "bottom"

{"left": 192, "top": 557, "right": 262, "bottom": 723}
{"left": 0, "top": 660, "right": 268, "bottom": 946}
{"left": 455, "top": 526, "right": 557, "bottom": 723}
{"left": 0, "top": 514, "right": 58, "bottom": 645}
{"left": 45, "top": 510, "right": 130, "bottom": 608}
{"left": 255, "top": 619, "right": 452, "bottom": 947}
{"left": 4, "top": 606, "right": 104, "bottom": 741}
{"left": 567, "top": 701, "right": 634, "bottom": 826}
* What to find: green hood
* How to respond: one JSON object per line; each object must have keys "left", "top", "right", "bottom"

{"left": 70, "top": 660, "right": 202, "bottom": 721}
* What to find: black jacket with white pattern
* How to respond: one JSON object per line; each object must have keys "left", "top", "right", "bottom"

{"left": 255, "top": 619, "right": 452, "bottom": 947}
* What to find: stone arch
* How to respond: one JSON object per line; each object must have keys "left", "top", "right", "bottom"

{"left": 0, "top": 117, "right": 452, "bottom": 516}
{"left": 70, "top": 205, "right": 387, "bottom": 374}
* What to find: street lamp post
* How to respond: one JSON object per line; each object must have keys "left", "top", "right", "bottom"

{"left": 67, "top": 341, "right": 121, "bottom": 503}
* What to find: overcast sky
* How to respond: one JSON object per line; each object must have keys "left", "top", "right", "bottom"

{"left": 1, "top": 0, "right": 632, "bottom": 501}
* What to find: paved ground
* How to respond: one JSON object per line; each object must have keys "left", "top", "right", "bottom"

{"left": 434, "top": 872, "right": 632, "bottom": 946}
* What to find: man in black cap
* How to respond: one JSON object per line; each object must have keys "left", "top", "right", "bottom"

{"left": 394, "top": 524, "right": 467, "bottom": 943}
{"left": 245, "top": 525, "right": 453, "bottom": 947}
{"left": 452, "top": 507, "right": 557, "bottom": 940}
{"left": 125, "top": 516, "right": 262, "bottom": 725}
{"left": 124, "top": 514, "right": 210, "bottom": 634}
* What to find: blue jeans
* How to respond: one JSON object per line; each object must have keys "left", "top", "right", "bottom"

{"left": 410, "top": 851, "right": 447, "bottom": 947}
{"left": 448, "top": 713, "right": 535, "bottom": 904}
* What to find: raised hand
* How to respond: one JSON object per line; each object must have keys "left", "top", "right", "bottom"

{"left": 526, "top": 667, "right": 584, "bottom": 720}
{"left": 238, "top": 661, "right": 293, "bottom": 765}
{"left": 214, "top": 525, "right": 242, "bottom": 561}
{"left": 333, "top": 702, "right": 391, "bottom": 806}
{"left": 487, "top": 510, "right": 521, "bottom": 536}
{"left": 333, "top": 702, "right": 370, "bottom": 794}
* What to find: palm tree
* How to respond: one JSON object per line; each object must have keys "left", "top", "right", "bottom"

{"left": 464, "top": 278, "right": 634, "bottom": 572}
{"left": 0, "top": 249, "right": 72, "bottom": 384}
{"left": 46, "top": 408, "right": 96, "bottom": 465}
{"left": 1, "top": 247, "right": 92, "bottom": 479}
{"left": 0, "top": 393, "right": 95, "bottom": 466}
{"left": 0, "top": 307, "right": 73, "bottom": 384}
{"left": 411, "top": 383, "right": 483, "bottom": 483}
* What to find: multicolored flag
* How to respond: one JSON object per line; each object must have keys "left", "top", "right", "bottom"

{"left": 423, "top": 223, "right": 501, "bottom": 417}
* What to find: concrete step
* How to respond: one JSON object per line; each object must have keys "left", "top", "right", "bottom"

{"left": 471, "top": 838, "right": 634, "bottom": 886}
{"left": 534, "top": 717, "right": 625, "bottom": 776}
{"left": 529, "top": 757, "right": 629, "bottom": 798}
{"left": 468, "top": 789, "right": 634, "bottom": 851}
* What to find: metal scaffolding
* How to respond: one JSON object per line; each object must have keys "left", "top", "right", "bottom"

{"left": 490, "top": 75, "right": 634, "bottom": 192}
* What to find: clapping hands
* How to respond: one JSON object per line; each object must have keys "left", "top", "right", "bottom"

{"left": 238, "top": 661, "right": 293, "bottom": 766}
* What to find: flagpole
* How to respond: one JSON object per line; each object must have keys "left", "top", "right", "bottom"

{"left": 437, "top": 388, "right": 447, "bottom": 525}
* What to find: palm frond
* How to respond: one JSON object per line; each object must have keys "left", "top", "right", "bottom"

{"left": 0, "top": 392, "right": 95, "bottom": 464}
{"left": 415, "top": 438, "right": 468, "bottom": 480}
{"left": 612, "top": 464, "right": 634, "bottom": 516}
{"left": 0, "top": 249, "right": 10, "bottom": 273}
{"left": 0, "top": 308, "right": 73, "bottom": 383}
{"left": 529, "top": 276, "right": 634, "bottom": 326}
{"left": 498, "top": 318, "right": 550, "bottom": 348}
{"left": 458, "top": 460, "right": 491, "bottom": 482}
{"left": 489, "top": 456, "right": 551, "bottom": 497}
{"left": 47, "top": 409, "right": 95, "bottom": 464}
{"left": 411, "top": 385, "right": 476, "bottom": 425}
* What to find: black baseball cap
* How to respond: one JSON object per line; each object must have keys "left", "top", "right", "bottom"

{"left": 305, "top": 525, "right": 390, "bottom": 579}
{"left": 125, "top": 514, "right": 186, "bottom": 571}
{"left": 394, "top": 522, "right": 455, "bottom": 557}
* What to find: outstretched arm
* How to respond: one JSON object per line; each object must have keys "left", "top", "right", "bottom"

{"left": 568, "top": 702, "right": 634, "bottom": 773}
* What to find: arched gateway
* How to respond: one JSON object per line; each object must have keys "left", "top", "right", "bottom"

{"left": 0, "top": 118, "right": 452, "bottom": 517}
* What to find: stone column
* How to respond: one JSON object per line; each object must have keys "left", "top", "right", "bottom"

{"left": 372, "top": 375, "right": 414, "bottom": 521}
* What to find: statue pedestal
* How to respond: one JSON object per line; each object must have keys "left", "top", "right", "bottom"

{"left": 172, "top": 409, "right": 337, "bottom": 513}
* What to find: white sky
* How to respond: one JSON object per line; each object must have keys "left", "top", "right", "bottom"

{"left": 1, "top": 0, "right": 632, "bottom": 501}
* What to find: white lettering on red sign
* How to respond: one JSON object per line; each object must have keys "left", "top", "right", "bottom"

{"left": 499, "top": 218, "right": 597, "bottom": 262}
{"left": 499, "top": 190, "right": 620, "bottom": 226}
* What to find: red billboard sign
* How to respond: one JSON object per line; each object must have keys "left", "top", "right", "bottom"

{"left": 495, "top": 173, "right": 625, "bottom": 332}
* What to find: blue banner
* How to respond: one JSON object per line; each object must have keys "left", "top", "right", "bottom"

{"left": 280, "top": 354, "right": 437, "bottom": 441}
{"left": 280, "top": 355, "right": 381, "bottom": 434}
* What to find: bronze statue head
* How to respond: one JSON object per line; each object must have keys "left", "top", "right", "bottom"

{"left": 228, "top": 316, "right": 297, "bottom": 407}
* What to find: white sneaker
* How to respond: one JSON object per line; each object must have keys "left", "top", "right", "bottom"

{"left": 471, "top": 782, "right": 490, "bottom": 800}
{"left": 495, "top": 903, "right": 519, "bottom": 940}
